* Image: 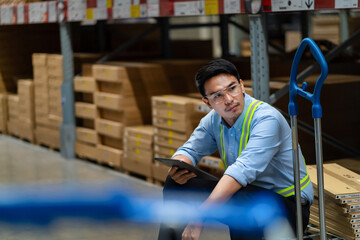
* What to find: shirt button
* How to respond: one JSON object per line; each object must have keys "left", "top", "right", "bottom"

{"left": 231, "top": 134, "right": 233, "bottom": 137}
{"left": 237, "top": 128, "right": 240, "bottom": 131}
{"left": 230, "top": 153, "right": 233, "bottom": 156}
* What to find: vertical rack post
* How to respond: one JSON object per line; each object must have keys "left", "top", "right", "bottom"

{"left": 59, "top": 20, "right": 76, "bottom": 159}
{"left": 249, "top": 14, "right": 269, "bottom": 102}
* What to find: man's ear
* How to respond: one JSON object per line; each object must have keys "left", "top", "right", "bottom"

{"left": 240, "top": 79, "right": 245, "bottom": 93}
{"left": 202, "top": 97, "right": 213, "bottom": 109}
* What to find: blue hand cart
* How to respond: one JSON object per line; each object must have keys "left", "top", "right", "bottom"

{"left": 289, "top": 38, "right": 328, "bottom": 240}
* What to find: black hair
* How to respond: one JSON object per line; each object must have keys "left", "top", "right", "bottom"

{"left": 195, "top": 59, "right": 241, "bottom": 97}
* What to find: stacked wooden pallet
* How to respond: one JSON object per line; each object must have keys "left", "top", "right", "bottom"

{"left": 308, "top": 163, "right": 360, "bottom": 240}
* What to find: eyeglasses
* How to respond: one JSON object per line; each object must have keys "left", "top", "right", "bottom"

{"left": 205, "top": 83, "right": 242, "bottom": 104}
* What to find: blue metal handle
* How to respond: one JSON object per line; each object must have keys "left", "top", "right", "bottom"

{"left": 289, "top": 38, "right": 328, "bottom": 118}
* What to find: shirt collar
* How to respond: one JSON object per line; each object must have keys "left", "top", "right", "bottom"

{"left": 220, "top": 93, "right": 253, "bottom": 129}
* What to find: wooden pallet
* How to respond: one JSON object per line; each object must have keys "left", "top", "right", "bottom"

{"left": 124, "top": 170, "right": 154, "bottom": 184}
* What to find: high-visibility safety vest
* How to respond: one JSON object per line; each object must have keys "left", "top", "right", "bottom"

{"left": 219, "top": 99, "right": 311, "bottom": 198}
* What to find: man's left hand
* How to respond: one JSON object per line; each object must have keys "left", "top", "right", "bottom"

{"left": 182, "top": 223, "right": 203, "bottom": 240}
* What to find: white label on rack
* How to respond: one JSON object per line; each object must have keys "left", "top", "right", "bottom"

{"left": 16, "top": 5, "right": 25, "bottom": 24}
{"left": 335, "top": 0, "right": 358, "bottom": 8}
{"left": 148, "top": 0, "right": 159, "bottom": 3}
{"left": 48, "top": 1, "right": 57, "bottom": 22}
{"left": 1, "top": 6, "right": 13, "bottom": 25}
{"left": 113, "top": 6, "right": 131, "bottom": 18}
{"left": 224, "top": 0, "right": 240, "bottom": 14}
{"left": 174, "top": 1, "right": 205, "bottom": 16}
{"left": 95, "top": 8, "right": 108, "bottom": 20}
{"left": 68, "top": 0, "right": 86, "bottom": 10}
{"left": 133, "top": 0, "right": 140, "bottom": 5}
{"left": 140, "top": 4, "right": 147, "bottom": 17}
{"left": 29, "top": 2, "right": 47, "bottom": 23}
{"left": 271, "top": 0, "right": 314, "bottom": 11}
{"left": 68, "top": 9, "right": 86, "bottom": 21}
{"left": 147, "top": 4, "right": 159, "bottom": 17}
{"left": 113, "top": 0, "right": 131, "bottom": 7}
{"left": 97, "top": 0, "right": 107, "bottom": 8}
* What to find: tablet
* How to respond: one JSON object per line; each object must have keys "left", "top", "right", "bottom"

{"left": 154, "top": 157, "right": 219, "bottom": 181}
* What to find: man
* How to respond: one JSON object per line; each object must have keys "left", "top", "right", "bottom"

{"left": 158, "top": 59, "right": 313, "bottom": 240}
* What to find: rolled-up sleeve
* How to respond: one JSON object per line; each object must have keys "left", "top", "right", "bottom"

{"left": 224, "top": 112, "right": 282, "bottom": 187}
{"left": 173, "top": 114, "right": 218, "bottom": 166}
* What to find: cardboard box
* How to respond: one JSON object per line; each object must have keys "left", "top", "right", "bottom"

{"left": 154, "top": 144, "right": 177, "bottom": 158}
{"left": 152, "top": 117, "right": 199, "bottom": 135}
{"left": 75, "top": 102, "right": 96, "bottom": 119}
{"left": 124, "top": 136, "right": 153, "bottom": 151}
{"left": 74, "top": 76, "right": 96, "bottom": 93}
{"left": 18, "top": 80, "right": 35, "bottom": 122}
{"left": 199, "top": 156, "right": 225, "bottom": 170}
{"left": 154, "top": 135, "right": 185, "bottom": 149}
{"left": 76, "top": 127, "right": 97, "bottom": 145}
{"left": 97, "top": 108, "right": 143, "bottom": 126}
{"left": 123, "top": 155, "right": 152, "bottom": 177}
{"left": 7, "top": 119, "right": 20, "bottom": 136}
{"left": 285, "top": 31, "right": 302, "bottom": 53}
{"left": 92, "top": 64, "right": 129, "bottom": 82}
{"left": 18, "top": 120, "right": 35, "bottom": 142}
{"left": 99, "top": 135, "right": 123, "bottom": 149}
{"left": 123, "top": 145, "right": 153, "bottom": 162}
{"left": 32, "top": 53, "right": 47, "bottom": 66}
{"left": 96, "top": 80, "right": 134, "bottom": 96}
{"left": 154, "top": 127, "right": 188, "bottom": 141}
{"left": 33, "top": 66, "right": 48, "bottom": 81}
{"left": 48, "top": 114, "right": 62, "bottom": 129}
{"left": 7, "top": 94, "right": 19, "bottom": 120}
{"left": 124, "top": 125, "right": 154, "bottom": 142}
{"left": 94, "top": 92, "right": 138, "bottom": 111}
{"left": 95, "top": 118, "right": 123, "bottom": 139}
{"left": 75, "top": 141, "right": 98, "bottom": 160}
{"left": 152, "top": 161, "right": 170, "bottom": 182}
{"left": 47, "top": 54, "right": 63, "bottom": 77}
{"left": 0, "top": 94, "right": 7, "bottom": 133}
{"left": 35, "top": 125, "right": 60, "bottom": 148}
{"left": 97, "top": 144, "right": 122, "bottom": 167}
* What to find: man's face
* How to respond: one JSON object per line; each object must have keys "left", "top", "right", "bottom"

{"left": 202, "top": 73, "right": 246, "bottom": 127}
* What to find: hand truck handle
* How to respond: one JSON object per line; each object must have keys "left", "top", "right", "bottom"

{"left": 289, "top": 38, "right": 328, "bottom": 118}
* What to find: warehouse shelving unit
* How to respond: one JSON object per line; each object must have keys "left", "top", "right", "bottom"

{"left": 0, "top": 0, "right": 359, "bottom": 158}
{"left": 0, "top": 2, "right": 359, "bottom": 239}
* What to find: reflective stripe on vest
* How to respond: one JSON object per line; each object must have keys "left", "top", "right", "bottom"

{"left": 219, "top": 99, "right": 311, "bottom": 198}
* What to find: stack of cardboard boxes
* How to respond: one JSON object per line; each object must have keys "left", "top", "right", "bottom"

{"left": 308, "top": 163, "right": 360, "bottom": 240}
{"left": 123, "top": 125, "right": 154, "bottom": 182}
{"left": 17, "top": 80, "right": 35, "bottom": 142}
{"left": 0, "top": 93, "right": 7, "bottom": 134}
{"left": 151, "top": 95, "right": 208, "bottom": 182}
{"left": 32, "top": 53, "right": 60, "bottom": 149}
{"left": 92, "top": 64, "right": 143, "bottom": 168}
{"left": 74, "top": 75, "right": 98, "bottom": 160}
{"left": 6, "top": 94, "right": 19, "bottom": 136}
{"left": 311, "top": 15, "right": 340, "bottom": 45}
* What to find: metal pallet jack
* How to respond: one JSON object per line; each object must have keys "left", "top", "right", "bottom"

{"left": 289, "top": 38, "right": 328, "bottom": 240}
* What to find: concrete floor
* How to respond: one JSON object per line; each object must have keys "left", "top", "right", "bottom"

{"left": 0, "top": 135, "right": 230, "bottom": 240}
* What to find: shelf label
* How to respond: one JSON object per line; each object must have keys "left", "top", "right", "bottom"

{"left": 48, "top": 1, "right": 57, "bottom": 22}
{"left": 271, "top": 0, "right": 314, "bottom": 11}
{"left": 140, "top": 4, "right": 147, "bottom": 17}
{"left": 205, "top": 0, "right": 218, "bottom": 15}
{"left": 335, "top": 0, "right": 358, "bottom": 8}
{"left": 97, "top": 0, "right": 107, "bottom": 8}
{"left": 131, "top": 4, "right": 140, "bottom": 17}
{"left": 29, "top": 2, "right": 48, "bottom": 23}
{"left": 68, "top": 0, "right": 87, "bottom": 10}
{"left": 113, "top": 0, "right": 131, "bottom": 18}
{"left": 224, "top": 0, "right": 240, "bottom": 14}
{"left": 1, "top": 6, "right": 14, "bottom": 25}
{"left": 68, "top": 9, "right": 86, "bottom": 21}
{"left": 16, "top": 5, "right": 25, "bottom": 24}
{"left": 147, "top": 3, "right": 159, "bottom": 17}
{"left": 174, "top": 1, "right": 205, "bottom": 16}
{"left": 95, "top": 8, "right": 108, "bottom": 19}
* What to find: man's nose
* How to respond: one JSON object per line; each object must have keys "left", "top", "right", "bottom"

{"left": 224, "top": 92, "right": 233, "bottom": 104}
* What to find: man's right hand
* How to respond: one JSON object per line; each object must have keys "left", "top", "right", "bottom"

{"left": 168, "top": 166, "right": 197, "bottom": 184}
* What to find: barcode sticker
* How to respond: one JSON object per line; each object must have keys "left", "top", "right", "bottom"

{"left": 335, "top": 0, "right": 357, "bottom": 8}
{"left": 147, "top": 3, "right": 159, "bottom": 17}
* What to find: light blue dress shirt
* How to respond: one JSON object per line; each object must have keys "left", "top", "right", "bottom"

{"left": 174, "top": 93, "right": 314, "bottom": 203}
